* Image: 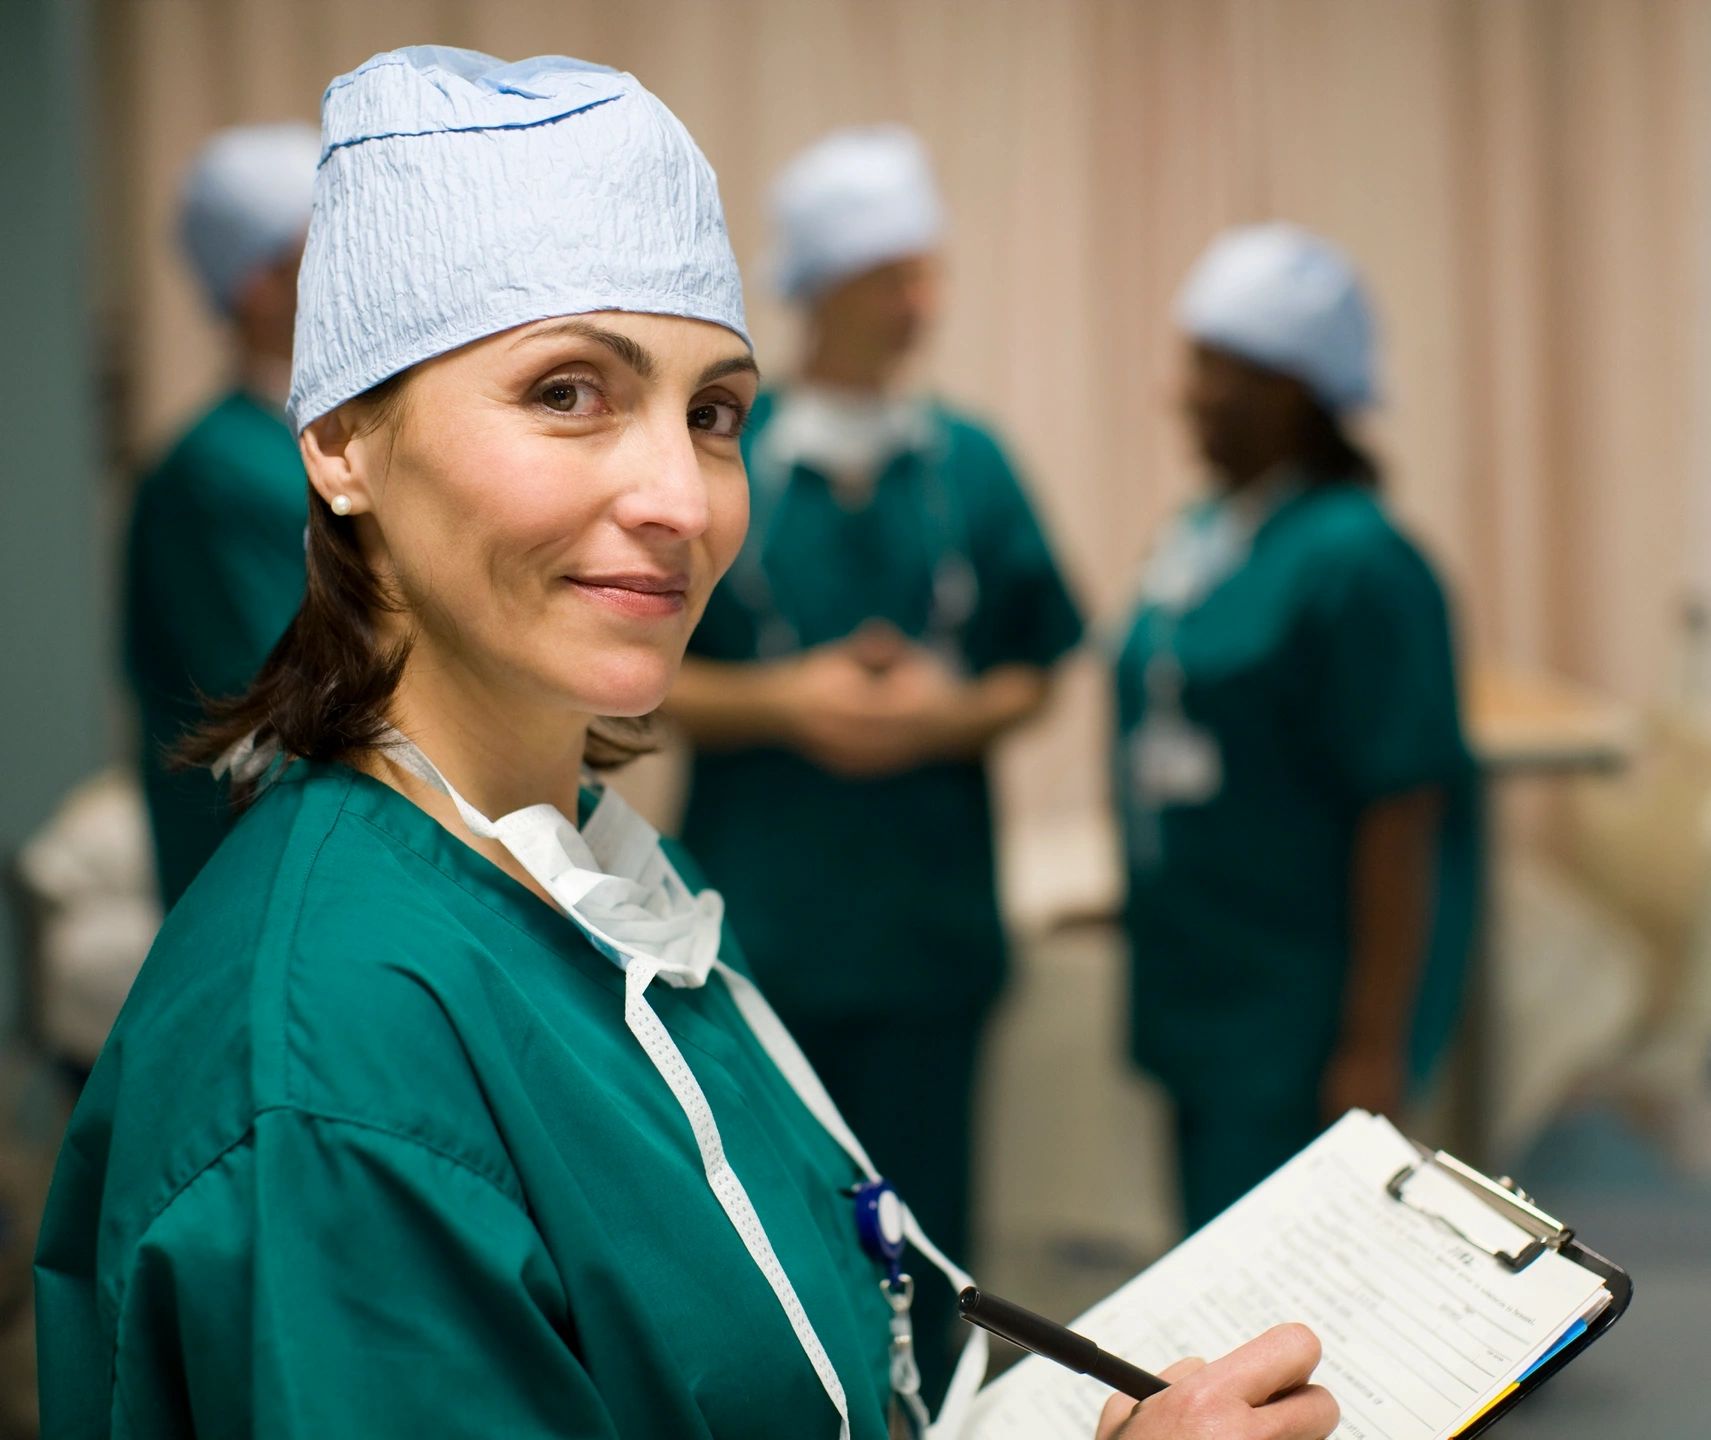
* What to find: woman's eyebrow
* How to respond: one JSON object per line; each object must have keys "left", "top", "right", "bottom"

{"left": 510, "top": 317, "right": 657, "bottom": 379}
{"left": 698, "top": 354, "right": 761, "bottom": 387}
{"left": 509, "top": 319, "right": 757, "bottom": 389}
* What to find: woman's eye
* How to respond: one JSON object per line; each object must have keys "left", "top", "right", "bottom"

{"left": 538, "top": 378, "right": 605, "bottom": 415}
{"left": 688, "top": 399, "right": 745, "bottom": 437}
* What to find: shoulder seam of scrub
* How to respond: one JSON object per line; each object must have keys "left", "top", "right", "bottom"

{"left": 259, "top": 1104, "right": 529, "bottom": 1204}
{"left": 129, "top": 1102, "right": 528, "bottom": 1248}
{"left": 106, "top": 1105, "right": 530, "bottom": 1346}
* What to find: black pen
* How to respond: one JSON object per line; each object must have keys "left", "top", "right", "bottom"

{"left": 958, "top": 1286, "right": 1170, "bottom": 1401}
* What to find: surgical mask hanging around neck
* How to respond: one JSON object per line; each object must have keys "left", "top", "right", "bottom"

{"left": 767, "top": 386, "right": 932, "bottom": 503}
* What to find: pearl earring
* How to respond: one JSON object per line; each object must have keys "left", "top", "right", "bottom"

{"left": 330, "top": 494, "right": 353, "bottom": 516}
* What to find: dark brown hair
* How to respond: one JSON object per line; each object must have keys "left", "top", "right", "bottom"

{"left": 1298, "top": 399, "right": 1382, "bottom": 490}
{"left": 179, "top": 371, "right": 655, "bottom": 801}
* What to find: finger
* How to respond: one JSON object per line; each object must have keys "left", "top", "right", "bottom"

{"left": 1257, "top": 1382, "right": 1340, "bottom": 1440}
{"left": 1098, "top": 1356, "right": 1205, "bottom": 1437}
{"left": 1202, "top": 1324, "right": 1322, "bottom": 1406}
{"left": 1095, "top": 1390, "right": 1138, "bottom": 1440}
{"left": 850, "top": 621, "right": 907, "bottom": 668}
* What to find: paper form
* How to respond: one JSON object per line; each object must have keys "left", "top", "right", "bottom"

{"left": 966, "top": 1113, "right": 1610, "bottom": 1440}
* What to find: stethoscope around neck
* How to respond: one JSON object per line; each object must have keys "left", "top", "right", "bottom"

{"left": 733, "top": 408, "right": 980, "bottom": 669}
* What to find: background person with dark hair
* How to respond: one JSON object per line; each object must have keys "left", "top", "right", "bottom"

{"left": 123, "top": 123, "right": 320, "bottom": 909}
{"left": 1113, "top": 225, "right": 1482, "bottom": 1234}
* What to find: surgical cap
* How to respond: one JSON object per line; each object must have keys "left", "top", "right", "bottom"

{"left": 179, "top": 123, "right": 321, "bottom": 316}
{"left": 769, "top": 125, "right": 944, "bottom": 303}
{"left": 287, "top": 46, "right": 748, "bottom": 433}
{"left": 1176, "top": 223, "right": 1380, "bottom": 413}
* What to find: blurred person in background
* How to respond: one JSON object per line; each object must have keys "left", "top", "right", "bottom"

{"left": 124, "top": 122, "right": 320, "bottom": 908}
{"left": 1113, "top": 224, "right": 1480, "bottom": 1234}
{"left": 666, "top": 125, "right": 1085, "bottom": 1399}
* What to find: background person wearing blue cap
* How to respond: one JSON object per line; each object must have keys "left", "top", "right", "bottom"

{"left": 1114, "top": 224, "right": 1481, "bottom": 1234}
{"left": 668, "top": 126, "right": 1086, "bottom": 1404}
{"left": 123, "top": 123, "right": 321, "bottom": 908}
{"left": 34, "top": 51, "right": 1335, "bottom": 1440}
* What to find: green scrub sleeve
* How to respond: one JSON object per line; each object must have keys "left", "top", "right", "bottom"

{"left": 155, "top": 476, "right": 309, "bottom": 702}
{"left": 1300, "top": 533, "right": 1470, "bottom": 804}
{"left": 960, "top": 428, "right": 1085, "bottom": 674}
{"left": 118, "top": 1109, "right": 618, "bottom": 1438}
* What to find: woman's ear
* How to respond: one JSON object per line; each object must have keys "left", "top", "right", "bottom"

{"left": 300, "top": 405, "right": 378, "bottom": 517}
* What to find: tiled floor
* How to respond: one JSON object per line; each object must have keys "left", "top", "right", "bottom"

{"left": 972, "top": 923, "right": 1711, "bottom": 1434}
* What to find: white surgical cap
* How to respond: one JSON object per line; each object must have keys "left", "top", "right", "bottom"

{"left": 769, "top": 125, "right": 944, "bottom": 303}
{"left": 287, "top": 46, "right": 749, "bottom": 433}
{"left": 1176, "top": 223, "right": 1380, "bottom": 413}
{"left": 179, "top": 123, "right": 321, "bottom": 316}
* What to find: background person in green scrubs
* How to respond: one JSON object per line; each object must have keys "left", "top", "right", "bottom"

{"left": 668, "top": 126, "right": 1085, "bottom": 1400}
{"left": 123, "top": 122, "right": 320, "bottom": 907}
{"left": 1114, "top": 224, "right": 1480, "bottom": 1235}
{"left": 35, "top": 51, "right": 1335, "bottom": 1440}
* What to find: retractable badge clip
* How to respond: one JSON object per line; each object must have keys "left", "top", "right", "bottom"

{"left": 850, "top": 1179, "right": 930, "bottom": 1437}
{"left": 851, "top": 1178, "right": 908, "bottom": 1287}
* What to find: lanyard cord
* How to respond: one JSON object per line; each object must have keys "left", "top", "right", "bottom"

{"left": 625, "top": 956, "right": 855, "bottom": 1439}
{"left": 714, "top": 958, "right": 990, "bottom": 1436}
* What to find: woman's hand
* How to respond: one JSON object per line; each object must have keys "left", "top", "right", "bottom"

{"left": 1093, "top": 1324, "right": 1338, "bottom": 1440}
{"left": 774, "top": 642, "right": 972, "bottom": 775}
{"left": 772, "top": 643, "right": 929, "bottom": 775}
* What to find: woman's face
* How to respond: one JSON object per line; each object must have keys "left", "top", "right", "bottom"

{"left": 812, "top": 253, "right": 943, "bottom": 365}
{"left": 317, "top": 312, "right": 758, "bottom": 720}
{"left": 1180, "top": 341, "right": 1312, "bottom": 486}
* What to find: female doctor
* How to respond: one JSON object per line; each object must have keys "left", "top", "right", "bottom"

{"left": 36, "top": 49, "right": 1336, "bottom": 1440}
{"left": 1115, "top": 226, "right": 1479, "bottom": 1235}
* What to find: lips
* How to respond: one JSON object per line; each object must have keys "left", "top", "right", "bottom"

{"left": 572, "top": 571, "right": 689, "bottom": 594}
{"left": 564, "top": 571, "right": 689, "bottom": 619}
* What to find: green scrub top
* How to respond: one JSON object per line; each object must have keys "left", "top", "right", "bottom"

{"left": 683, "top": 393, "right": 1085, "bottom": 1021}
{"left": 34, "top": 762, "right": 894, "bottom": 1438}
{"left": 123, "top": 390, "right": 309, "bottom": 908}
{"left": 1112, "top": 483, "right": 1481, "bottom": 1108}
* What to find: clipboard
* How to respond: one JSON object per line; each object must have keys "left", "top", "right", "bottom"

{"left": 1386, "top": 1140, "right": 1634, "bottom": 1437}
{"left": 966, "top": 1112, "right": 1636, "bottom": 1440}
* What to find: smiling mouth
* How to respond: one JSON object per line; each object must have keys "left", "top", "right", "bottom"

{"left": 564, "top": 573, "right": 690, "bottom": 618}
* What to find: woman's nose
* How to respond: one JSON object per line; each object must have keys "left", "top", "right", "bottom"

{"left": 614, "top": 417, "right": 712, "bottom": 537}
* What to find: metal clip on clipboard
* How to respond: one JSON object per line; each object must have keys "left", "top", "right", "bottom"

{"left": 1386, "top": 1144, "right": 1574, "bottom": 1273}
{"left": 1382, "top": 1136, "right": 1633, "bottom": 1438}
